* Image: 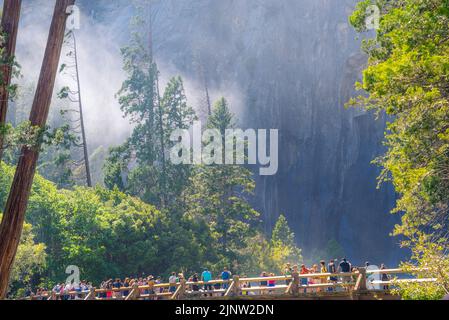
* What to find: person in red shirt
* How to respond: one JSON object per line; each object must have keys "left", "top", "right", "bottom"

{"left": 300, "top": 264, "right": 309, "bottom": 293}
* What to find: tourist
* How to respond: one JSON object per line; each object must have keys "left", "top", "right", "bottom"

{"left": 148, "top": 276, "right": 155, "bottom": 297}
{"left": 300, "top": 264, "right": 309, "bottom": 293}
{"left": 64, "top": 282, "right": 73, "bottom": 300}
{"left": 113, "top": 278, "right": 122, "bottom": 298}
{"left": 319, "top": 260, "right": 328, "bottom": 292}
{"left": 221, "top": 267, "right": 232, "bottom": 289}
{"left": 268, "top": 273, "right": 276, "bottom": 294}
{"left": 123, "top": 278, "right": 130, "bottom": 297}
{"left": 309, "top": 264, "right": 318, "bottom": 292}
{"left": 40, "top": 288, "right": 48, "bottom": 300}
{"left": 191, "top": 273, "right": 200, "bottom": 292}
{"left": 380, "top": 264, "right": 390, "bottom": 291}
{"left": 339, "top": 258, "right": 351, "bottom": 291}
{"left": 169, "top": 272, "right": 178, "bottom": 293}
{"left": 156, "top": 276, "right": 163, "bottom": 295}
{"left": 339, "top": 258, "right": 351, "bottom": 273}
{"left": 106, "top": 281, "right": 113, "bottom": 299}
{"left": 142, "top": 277, "right": 149, "bottom": 297}
{"left": 260, "top": 271, "right": 268, "bottom": 295}
{"left": 241, "top": 277, "right": 251, "bottom": 296}
{"left": 52, "top": 283, "right": 61, "bottom": 300}
{"left": 291, "top": 265, "right": 300, "bottom": 295}
{"left": 201, "top": 268, "right": 213, "bottom": 296}
{"left": 74, "top": 281, "right": 82, "bottom": 300}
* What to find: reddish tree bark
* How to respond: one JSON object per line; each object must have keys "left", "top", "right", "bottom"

{"left": 0, "top": 0, "right": 75, "bottom": 299}
{"left": 0, "top": 0, "right": 22, "bottom": 161}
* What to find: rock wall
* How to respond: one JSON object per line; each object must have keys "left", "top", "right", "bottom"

{"left": 82, "top": 0, "right": 404, "bottom": 264}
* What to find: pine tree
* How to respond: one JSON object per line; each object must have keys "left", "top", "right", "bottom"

{"left": 270, "top": 214, "right": 302, "bottom": 269}
{"left": 271, "top": 215, "right": 295, "bottom": 246}
{"left": 185, "top": 98, "right": 260, "bottom": 266}
{"left": 104, "top": 15, "right": 195, "bottom": 209}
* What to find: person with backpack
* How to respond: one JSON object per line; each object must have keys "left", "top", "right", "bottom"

{"left": 339, "top": 258, "right": 352, "bottom": 290}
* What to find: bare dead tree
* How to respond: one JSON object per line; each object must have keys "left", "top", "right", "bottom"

{"left": 58, "top": 30, "right": 92, "bottom": 187}
{"left": 0, "top": 0, "right": 22, "bottom": 162}
{"left": 0, "top": 0, "right": 75, "bottom": 299}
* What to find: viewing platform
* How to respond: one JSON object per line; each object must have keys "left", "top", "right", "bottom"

{"left": 23, "top": 268, "right": 434, "bottom": 301}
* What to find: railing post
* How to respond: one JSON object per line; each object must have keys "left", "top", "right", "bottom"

{"left": 171, "top": 279, "right": 187, "bottom": 300}
{"left": 285, "top": 280, "right": 293, "bottom": 295}
{"left": 232, "top": 276, "right": 240, "bottom": 296}
{"left": 84, "top": 287, "right": 96, "bottom": 300}
{"left": 125, "top": 283, "right": 140, "bottom": 300}
{"left": 354, "top": 268, "right": 367, "bottom": 292}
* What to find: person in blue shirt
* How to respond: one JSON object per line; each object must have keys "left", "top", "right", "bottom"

{"left": 201, "top": 268, "right": 213, "bottom": 295}
{"left": 221, "top": 267, "right": 232, "bottom": 289}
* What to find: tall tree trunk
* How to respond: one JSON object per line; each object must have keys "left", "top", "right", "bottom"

{"left": 0, "top": 0, "right": 75, "bottom": 299}
{"left": 0, "top": 0, "right": 22, "bottom": 162}
{"left": 72, "top": 32, "right": 92, "bottom": 187}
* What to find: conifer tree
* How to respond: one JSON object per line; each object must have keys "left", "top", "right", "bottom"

{"left": 185, "top": 98, "right": 260, "bottom": 265}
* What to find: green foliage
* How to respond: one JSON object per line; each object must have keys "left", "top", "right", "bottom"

{"left": 0, "top": 24, "right": 22, "bottom": 157}
{"left": 392, "top": 235, "right": 449, "bottom": 299}
{"left": 0, "top": 213, "right": 47, "bottom": 298}
{"left": 184, "top": 98, "right": 261, "bottom": 270}
{"left": 269, "top": 215, "right": 303, "bottom": 271}
{"left": 0, "top": 163, "right": 204, "bottom": 287}
{"left": 104, "top": 25, "right": 196, "bottom": 209}
{"left": 0, "top": 26, "right": 21, "bottom": 100}
{"left": 350, "top": 0, "right": 449, "bottom": 298}
{"left": 271, "top": 215, "right": 295, "bottom": 245}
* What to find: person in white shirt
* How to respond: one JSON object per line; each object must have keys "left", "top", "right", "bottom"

{"left": 168, "top": 272, "right": 178, "bottom": 293}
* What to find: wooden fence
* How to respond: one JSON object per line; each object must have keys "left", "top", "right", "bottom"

{"left": 23, "top": 268, "right": 436, "bottom": 300}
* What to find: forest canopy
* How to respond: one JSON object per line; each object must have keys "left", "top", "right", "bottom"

{"left": 0, "top": 159, "right": 301, "bottom": 297}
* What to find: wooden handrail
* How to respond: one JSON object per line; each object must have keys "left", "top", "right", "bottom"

{"left": 371, "top": 278, "right": 437, "bottom": 285}
{"left": 22, "top": 268, "right": 438, "bottom": 300}
{"left": 240, "top": 272, "right": 358, "bottom": 283}
{"left": 366, "top": 268, "right": 428, "bottom": 274}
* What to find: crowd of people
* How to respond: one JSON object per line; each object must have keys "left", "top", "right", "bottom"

{"left": 24, "top": 258, "right": 391, "bottom": 299}
{"left": 277, "top": 259, "right": 391, "bottom": 295}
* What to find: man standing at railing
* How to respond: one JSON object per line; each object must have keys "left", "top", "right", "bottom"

{"left": 201, "top": 268, "right": 213, "bottom": 296}
{"left": 169, "top": 272, "right": 178, "bottom": 293}
{"left": 380, "top": 264, "right": 390, "bottom": 291}
{"left": 221, "top": 267, "right": 232, "bottom": 289}
{"left": 338, "top": 258, "right": 352, "bottom": 291}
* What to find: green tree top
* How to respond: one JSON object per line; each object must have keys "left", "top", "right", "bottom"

{"left": 271, "top": 214, "right": 295, "bottom": 247}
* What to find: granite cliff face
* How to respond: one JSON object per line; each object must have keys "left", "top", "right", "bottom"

{"left": 81, "top": 0, "right": 403, "bottom": 264}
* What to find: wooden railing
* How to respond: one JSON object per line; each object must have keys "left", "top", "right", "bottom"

{"left": 23, "top": 268, "right": 437, "bottom": 300}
